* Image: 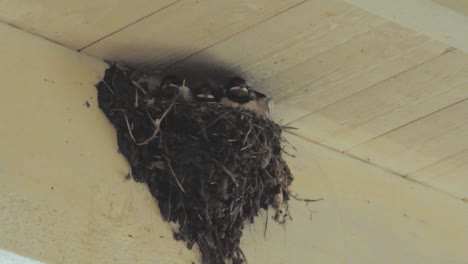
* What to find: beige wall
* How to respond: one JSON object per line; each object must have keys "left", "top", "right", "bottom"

{"left": 344, "top": 0, "right": 468, "bottom": 53}
{"left": 1, "top": 0, "right": 467, "bottom": 201}
{"left": 434, "top": 0, "right": 468, "bottom": 16}
{"left": 0, "top": 23, "right": 467, "bottom": 264}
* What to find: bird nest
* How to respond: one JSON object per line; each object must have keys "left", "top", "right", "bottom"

{"left": 96, "top": 65, "right": 293, "bottom": 264}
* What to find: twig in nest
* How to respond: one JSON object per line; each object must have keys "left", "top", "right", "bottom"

{"left": 236, "top": 248, "right": 248, "bottom": 264}
{"left": 264, "top": 168, "right": 274, "bottom": 178}
{"left": 290, "top": 193, "right": 323, "bottom": 203}
{"left": 117, "top": 110, "right": 137, "bottom": 143}
{"left": 198, "top": 110, "right": 232, "bottom": 134}
{"left": 163, "top": 155, "right": 186, "bottom": 194}
{"left": 131, "top": 81, "right": 148, "bottom": 95}
{"left": 134, "top": 87, "right": 139, "bottom": 107}
{"left": 282, "top": 136, "right": 297, "bottom": 151}
{"left": 212, "top": 159, "right": 239, "bottom": 187}
{"left": 240, "top": 143, "right": 254, "bottom": 151}
{"left": 137, "top": 102, "right": 175, "bottom": 145}
{"left": 102, "top": 80, "right": 115, "bottom": 96}
{"left": 243, "top": 121, "right": 253, "bottom": 146}
{"left": 111, "top": 69, "right": 118, "bottom": 90}
{"left": 281, "top": 125, "right": 298, "bottom": 130}
{"left": 281, "top": 149, "right": 296, "bottom": 158}
{"left": 168, "top": 186, "right": 172, "bottom": 220}
{"left": 264, "top": 208, "right": 269, "bottom": 238}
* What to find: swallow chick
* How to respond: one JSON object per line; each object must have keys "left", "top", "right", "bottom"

{"left": 225, "top": 77, "right": 250, "bottom": 103}
{"left": 191, "top": 81, "right": 223, "bottom": 102}
{"left": 221, "top": 77, "right": 270, "bottom": 117}
{"left": 177, "top": 79, "right": 194, "bottom": 103}
{"left": 157, "top": 75, "right": 182, "bottom": 101}
{"left": 131, "top": 71, "right": 161, "bottom": 93}
{"left": 244, "top": 90, "right": 271, "bottom": 118}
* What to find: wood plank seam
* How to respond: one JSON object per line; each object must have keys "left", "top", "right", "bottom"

{"left": 166, "top": 0, "right": 307, "bottom": 69}
{"left": 254, "top": 21, "right": 436, "bottom": 100}
{"left": 238, "top": 14, "right": 390, "bottom": 84}
{"left": 344, "top": 97, "right": 468, "bottom": 153}
{"left": 248, "top": 22, "right": 391, "bottom": 97}
{"left": 78, "top": 0, "right": 181, "bottom": 52}
{"left": 0, "top": 21, "right": 67, "bottom": 48}
{"left": 285, "top": 130, "right": 467, "bottom": 202}
{"left": 285, "top": 47, "right": 458, "bottom": 126}
{"left": 408, "top": 149, "right": 468, "bottom": 181}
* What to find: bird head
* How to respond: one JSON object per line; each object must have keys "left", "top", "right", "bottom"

{"left": 225, "top": 77, "right": 250, "bottom": 104}
{"left": 191, "top": 82, "right": 223, "bottom": 102}
{"left": 159, "top": 75, "right": 182, "bottom": 100}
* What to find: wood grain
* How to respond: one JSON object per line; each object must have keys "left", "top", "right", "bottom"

{"left": 167, "top": 0, "right": 387, "bottom": 84}
{"left": 289, "top": 49, "right": 468, "bottom": 150}
{"left": 348, "top": 99, "right": 468, "bottom": 176}
{"left": 410, "top": 149, "right": 468, "bottom": 200}
{"left": 268, "top": 23, "right": 449, "bottom": 123}
{"left": 81, "top": 0, "right": 304, "bottom": 70}
{"left": 0, "top": 0, "right": 178, "bottom": 49}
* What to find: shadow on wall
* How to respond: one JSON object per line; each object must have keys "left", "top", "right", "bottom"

{"left": 91, "top": 46, "right": 280, "bottom": 122}
{"left": 94, "top": 46, "right": 252, "bottom": 90}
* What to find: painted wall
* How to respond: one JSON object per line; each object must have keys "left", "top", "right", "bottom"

{"left": 1, "top": 1, "right": 467, "bottom": 201}
{"left": 0, "top": 23, "right": 467, "bottom": 264}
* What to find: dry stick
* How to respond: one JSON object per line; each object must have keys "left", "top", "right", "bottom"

{"left": 131, "top": 81, "right": 148, "bottom": 95}
{"left": 120, "top": 111, "right": 137, "bottom": 144}
{"left": 168, "top": 186, "right": 172, "bottom": 220}
{"left": 240, "top": 143, "right": 254, "bottom": 151}
{"left": 250, "top": 125, "right": 267, "bottom": 148}
{"left": 212, "top": 159, "right": 239, "bottom": 187}
{"left": 179, "top": 192, "right": 188, "bottom": 231}
{"left": 281, "top": 125, "right": 298, "bottom": 130}
{"left": 242, "top": 121, "right": 253, "bottom": 146}
{"left": 239, "top": 248, "right": 248, "bottom": 264}
{"left": 264, "top": 168, "right": 274, "bottom": 179}
{"left": 111, "top": 69, "right": 118, "bottom": 89}
{"left": 198, "top": 110, "right": 232, "bottom": 134}
{"left": 281, "top": 135, "right": 297, "bottom": 151}
{"left": 163, "top": 156, "right": 186, "bottom": 194}
{"left": 290, "top": 193, "right": 322, "bottom": 223}
{"left": 290, "top": 193, "right": 324, "bottom": 203}
{"left": 134, "top": 87, "right": 139, "bottom": 107}
{"left": 102, "top": 80, "right": 115, "bottom": 96}
{"left": 137, "top": 102, "right": 175, "bottom": 146}
{"left": 281, "top": 149, "right": 296, "bottom": 158}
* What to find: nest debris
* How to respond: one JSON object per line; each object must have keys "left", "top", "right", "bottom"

{"left": 95, "top": 65, "right": 293, "bottom": 264}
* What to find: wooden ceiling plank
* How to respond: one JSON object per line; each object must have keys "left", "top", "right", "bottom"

{"left": 266, "top": 24, "right": 449, "bottom": 123}
{"left": 434, "top": 0, "right": 468, "bottom": 16}
{"left": 409, "top": 149, "right": 468, "bottom": 200}
{"left": 81, "top": 0, "right": 304, "bottom": 69}
{"left": 347, "top": 99, "right": 468, "bottom": 176}
{"left": 167, "top": 0, "right": 387, "bottom": 83}
{"left": 0, "top": 0, "right": 179, "bottom": 50}
{"left": 288, "top": 49, "right": 468, "bottom": 150}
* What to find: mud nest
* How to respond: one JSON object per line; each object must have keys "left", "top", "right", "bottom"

{"left": 96, "top": 65, "right": 293, "bottom": 264}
